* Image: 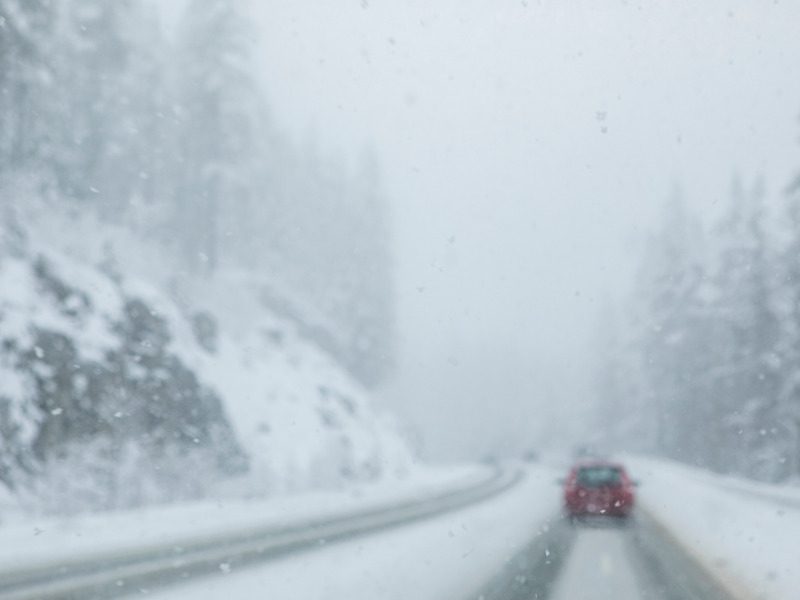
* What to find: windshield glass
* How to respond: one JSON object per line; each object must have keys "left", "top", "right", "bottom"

{"left": 577, "top": 467, "right": 622, "bottom": 488}
{"left": 1, "top": 1, "right": 798, "bottom": 599}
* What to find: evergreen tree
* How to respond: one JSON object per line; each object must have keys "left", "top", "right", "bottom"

{"left": 175, "top": 0, "right": 263, "bottom": 274}
{"left": 634, "top": 194, "right": 710, "bottom": 462}
{"left": 711, "top": 178, "right": 782, "bottom": 479}
{"left": 622, "top": 179, "right": 789, "bottom": 480}
{"left": 343, "top": 148, "right": 396, "bottom": 386}
{"left": 1, "top": 0, "right": 398, "bottom": 391}
{"left": 57, "top": 1, "right": 168, "bottom": 214}
{"left": 0, "top": 0, "right": 58, "bottom": 176}
{"left": 776, "top": 174, "right": 800, "bottom": 479}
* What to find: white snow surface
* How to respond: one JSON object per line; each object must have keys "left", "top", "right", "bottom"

{"left": 145, "top": 463, "right": 561, "bottom": 600}
{"left": 0, "top": 206, "right": 414, "bottom": 499}
{"left": 627, "top": 456, "right": 800, "bottom": 600}
{"left": 0, "top": 464, "right": 489, "bottom": 577}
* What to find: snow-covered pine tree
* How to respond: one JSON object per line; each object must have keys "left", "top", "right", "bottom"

{"left": 776, "top": 171, "right": 800, "bottom": 480}
{"left": 633, "top": 194, "right": 710, "bottom": 463}
{"left": 174, "top": 0, "right": 263, "bottom": 275}
{"left": 0, "top": 0, "right": 57, "bottom": 177}
{"left": 711, "top": 177, "right": 783, "bottom": 480}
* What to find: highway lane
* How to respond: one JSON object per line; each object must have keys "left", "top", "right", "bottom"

{"left": 4, "top": 464, "right": 743, "bottom": 600}
{"left": 475, "top": 514, "right": 738, "bottom": 600}
{"left": 138, "top": 509, "right": 737, "bottom": 600}
{"left": 119, "top": 486, "right": 738, "bottom": 600}
{"left": 549, "top": 526, "right": 641, "bottom": 600}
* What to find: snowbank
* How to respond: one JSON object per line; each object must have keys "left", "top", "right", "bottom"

{"left": 145, "top": 463, "right": 561, "bottom": 600}
{"left": 628, "top": 456, "right": 800, "bottom": 600}
{"left": 0, "top": 464, "right": 487, "bottom": 577}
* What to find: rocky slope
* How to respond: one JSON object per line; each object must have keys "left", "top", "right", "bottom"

{"left": 0, "top": 218, "right": 412, "bottom": 514}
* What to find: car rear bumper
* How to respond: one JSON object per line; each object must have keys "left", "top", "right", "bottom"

{"left": 566, "top": 506, "right": 632, "bottom": 518}
{"left": 564, "top": 499, "right": 633, "bottom": 518}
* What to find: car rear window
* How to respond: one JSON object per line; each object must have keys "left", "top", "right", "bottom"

{"left": 577, "top": 466, "right": 622, "bottom": 487}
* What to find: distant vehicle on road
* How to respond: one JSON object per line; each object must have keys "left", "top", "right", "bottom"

{"left": 562, "top": 460, "right": 635, "bottom": 521}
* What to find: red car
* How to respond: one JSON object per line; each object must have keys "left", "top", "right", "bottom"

{"left": 563, "top": 461, "right": 635, "bottom": 520}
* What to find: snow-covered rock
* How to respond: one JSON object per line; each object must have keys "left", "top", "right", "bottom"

{"left": 0, "top": 213, "right": 413, "bottom": 514}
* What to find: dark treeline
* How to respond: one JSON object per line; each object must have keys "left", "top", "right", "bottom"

{"left": 0, "top": 0, "right": 394, "bottom": 386}
{"left": 598, "top": 162, "right": 800, "bottom": 483}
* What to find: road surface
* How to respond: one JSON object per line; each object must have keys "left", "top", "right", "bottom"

{"left": 550, "top": 527, "right": 642, "bottom": 600}
{"left": 138, "top": 471, "right": 737, "bottom": 600}
{"left": 477, "top": 514, "right": 736, "bottom": 600}
{"left": 0, "top": 466, "right": 742, "bottom": 600}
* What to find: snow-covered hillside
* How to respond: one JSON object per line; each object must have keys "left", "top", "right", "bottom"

{"left": 0, "top": 207, "right": 413, "bottom": 514}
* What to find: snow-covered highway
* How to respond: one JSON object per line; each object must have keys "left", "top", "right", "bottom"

{"left": 476, "top": 512, "right": 734, "bottom": 600}
{"left": 548, "top": 528, "right": 642, "bottom": 600}
{"left": 141, "top": 459, "right": 800, "bottom": 600}
{"left": 144, "top": 463, "right": 563, "bottom": 600}
{"left": 0, "top": 467, "right": 524, "bottom": 600}
{"left": 0, "top": 458, "right": 797, "bottom": 600}
{"left": 136, "top": 460, "right": 746, "bottom": 600}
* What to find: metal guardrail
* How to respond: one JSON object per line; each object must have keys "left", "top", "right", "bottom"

{"left": 0, "top": 467, "right": 523, "bottom": 600}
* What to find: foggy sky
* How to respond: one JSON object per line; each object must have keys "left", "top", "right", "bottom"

{"left": 248, "top": 1, "right": 800, "bottom": 460}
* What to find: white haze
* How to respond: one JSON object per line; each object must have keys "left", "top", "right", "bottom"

{"left": 247, "top": 1, "right": 800, "bottom": 460}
